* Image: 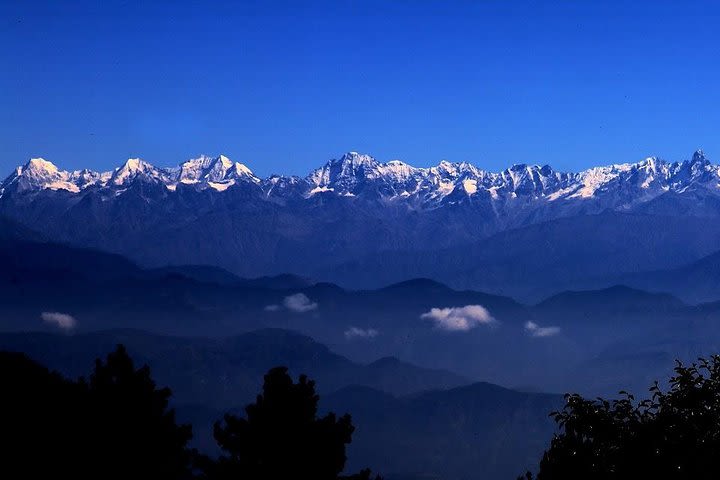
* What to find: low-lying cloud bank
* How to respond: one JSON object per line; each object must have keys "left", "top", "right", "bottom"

{"left": 420, "top": 305, "right": 496, "bottom": 331}
{"left": 344, "top": 327, "right": 379, "bottom": 339}
{"left": 41, "top": 311, "right": 77, "bottom": 331}
{"left": 283, "top": 293, "right": 318, "bottom": 312}
{"left": 525, "top": 320, "right": 560, "bottom": 337}
{"left": 265, "top": 293, "right": 318, "bottom": 313}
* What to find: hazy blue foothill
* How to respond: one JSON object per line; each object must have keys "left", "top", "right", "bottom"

{"left": 4, "top": 214, "right": 720, "bottom": 477}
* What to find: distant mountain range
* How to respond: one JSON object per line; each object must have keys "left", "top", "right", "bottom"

{"left": 0, "top": 328, "right": 470, "bottom": 409}
{"left": 2, "top": 226, "right": 720, "bottom": 396}
{"left": 3, "top": 150, "right": 720, "bottom": 301}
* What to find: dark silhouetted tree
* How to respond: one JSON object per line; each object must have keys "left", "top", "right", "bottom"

{"left": 83, "top": 344, "right": 195, "bottom": 479}
{"left": 0, "top": 346, "right": 196, "bottom": 479}
{"left": 207, "top": 366, "right": 380, "bottom": 480}
{"left": 0, "top": 351, "right": 85, "bottom": 477}
{"left": 529, "top": 355, "right": 720, "bottom": 479}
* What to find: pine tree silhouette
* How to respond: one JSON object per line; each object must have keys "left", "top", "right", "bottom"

{"left": 83, "top": 344, "right": 195, "bottom": 479}
{"left": 208, "top": 366, "right": 380, "bottom": 480}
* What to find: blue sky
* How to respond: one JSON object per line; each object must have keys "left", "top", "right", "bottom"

{"left": 2, "top": 0, "right": 719, "bottom": 177}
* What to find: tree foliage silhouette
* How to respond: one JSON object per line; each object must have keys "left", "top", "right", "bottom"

{"left": 208, "top": 366, "right": 380, "bottom": 480}
{"left": 83, "top": 344, "right": 195, "bottom": 479}
{"left": 0, "top": 346, "right": 195, "bottom": 479}
{"left": 0, "top": 348, "right": 381, "bottom": 480}
{"left": 0, "top": 351, "right": 84, "bottom": 477}
{"left": 527, "top": 355, "right": 720, "bottom": 479}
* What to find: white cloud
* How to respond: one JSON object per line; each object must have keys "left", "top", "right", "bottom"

{"left": 344, "top": 327, "right": 379, "bottom": 340}
{"left": 525, "top": 320, "right": 561, "bottom": 338}
{"left": 420, "top": 305, "right": 496, "bottom": 332}
{"left": 282, "top": 293, "right": 318, "bottom": 313}
{"left": 264, "top": 304, "right": 281, "bottom": 312}
{"left": 41, "top": 312, "right": 77, "bottom": 331}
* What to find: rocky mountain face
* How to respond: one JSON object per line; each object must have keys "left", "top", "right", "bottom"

{"left": 2, "top": 150, "right": 720, "bottom": 299}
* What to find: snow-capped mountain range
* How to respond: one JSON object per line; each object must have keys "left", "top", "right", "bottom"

{"left": 3, "top": 150, "right": 719, "bottom": 209}
{"left": 3, "top": 149, "right": 720, "bottom": 300}
{"left": 1, "top": 154, "right": 259, "bottom": 196}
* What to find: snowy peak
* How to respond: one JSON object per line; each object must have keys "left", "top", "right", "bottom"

{"left": 24, "top": 157, "right": 60, "bottom": 175}
{"left": 217, "top": 154, "right": 232, "bottom": 167}
{"left": 228, "top": 160, "right": 256, "bottom": 180}
{"left": 692, "top": 149, "right": 708, "bottom": 164}
{"left": 110, "top": 158, "right": 166, "bottom": 186}
{"left": 5, "top": 158, "right": 80, "bottom": 193}
{"left": 177, "top": 154, "right": 259, "bottom": 189}
{"left": 685, "top": 149, "right": 714, "bottom": 177}
{"left": 328, "top": 152, "right": 379, "bottom": 176}
{"left": 178, "top": 155, "right": 216, "bottom": 183}
{"left": 307, "top": 152, "right": 427, "bottom": 197}
{"left": 500, "top": 164, "right": 546, "bottom": 195}
{"left": 308, "top": 152, "right": 379, "bottom": 192}
{"left": 376, "top": 160, "right": 419, "bottom": 182}
{"left": 429, "top": 160, "right": 482, "bottom": 179}
{"left": 341, "top": 151, "right": 376, "bottom": 165}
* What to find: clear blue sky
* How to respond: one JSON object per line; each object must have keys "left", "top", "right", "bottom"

{"left": 2, "top": 0, "right": 719, "bottom": 177}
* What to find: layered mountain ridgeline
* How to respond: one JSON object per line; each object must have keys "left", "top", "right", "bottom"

{"left": 608, "top": 250, "right": 720, "bottom": 305}
{"left": 324, "top": 384, "right": 559, "bottom": 480}
{"left": 0, "top": 329, "right": 560, "bottom": 480}
{"left": 2, "top": 229, "right": 720, "bottom": 396}
{"left": 319, "top": 210, "right": 720, "bottom": 301}
{"left": 3, "top": 150, "right": 720, "bottom": 301}
{"left": 0, "top": 328, "right": 470, "bottom": 408}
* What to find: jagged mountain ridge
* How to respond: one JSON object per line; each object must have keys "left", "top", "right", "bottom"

{"left": 3, "top": 150, "right": 719, "bottom": 208}
{"left": 3, "top": 150, "right": 720, "bottom": 295}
